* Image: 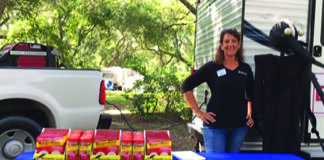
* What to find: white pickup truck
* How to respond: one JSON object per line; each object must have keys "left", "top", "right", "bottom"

{"left": 0, "top": 43, "right": 110, "bottom": 159}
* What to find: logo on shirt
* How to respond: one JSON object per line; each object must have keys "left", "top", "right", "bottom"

{"left": 217, "top": 68, "right": 226, "bottom": 77}
{"left": 238, "top": 70, "right": 247, "bottom": 76}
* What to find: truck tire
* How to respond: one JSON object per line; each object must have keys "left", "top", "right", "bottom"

{"left": 0, "top": 116, "right": 42, "bottom": 160}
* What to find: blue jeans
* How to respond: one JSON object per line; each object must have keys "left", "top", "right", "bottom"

{"left": 203, "top": 126, "right": 248, "bottom": 152}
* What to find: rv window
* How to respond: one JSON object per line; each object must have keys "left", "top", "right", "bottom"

{"left": 103, "top": 73, "right": 113, "bottom": 78}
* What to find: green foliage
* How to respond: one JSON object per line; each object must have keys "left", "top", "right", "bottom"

{"left": 0, "top": 0, "right": 196, "bottom": 120}
{"left": 124, "top": 61, "right": 192, "bottom": 120}
{"left": 0, "top": 0, "right": 195, "bottom": 68}
{"left": 106, "top": 91, "right": 132, "bottom": 106}
{"left": 126, "top": 93, "right": 159, "bottom": 116}
{"left": 6, "top": 0, "right": 41, "bottom": 18}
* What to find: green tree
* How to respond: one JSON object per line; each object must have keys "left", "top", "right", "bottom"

{"left": 125, "top": 61, "right": 192, "bottom": 119}
{"left": 0, "top": 0, "right": 42, "bottom": 40}
{"left": 0, "top": 0, "right": 197, "bottom": 119}
{"left": 1, "top": 0, "right": 195, "bottom": 69}
{"left": 1, "top": 0, "right": 115, "bottom": 68}
{"left": 179, "top": 0, "right": 197, "bottom": 15}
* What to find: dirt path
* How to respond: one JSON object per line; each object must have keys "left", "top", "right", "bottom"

{"left": 105, "top": 104, "right": 197, "bottom": 151}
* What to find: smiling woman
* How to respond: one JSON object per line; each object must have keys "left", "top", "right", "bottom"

{"left": 221, "top": 34, "right": 240, "bottom": 70}
{"left": 215, "top": 28, "right": 243, "bottom": 66}
{"left": 181, "top": 28, "right": 254, "bottom": 153}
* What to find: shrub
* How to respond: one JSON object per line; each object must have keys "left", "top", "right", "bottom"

{"left": 123, "top": 64, "right": 192, "bottom": 120}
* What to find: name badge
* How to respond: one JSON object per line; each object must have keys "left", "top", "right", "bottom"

{"left": 238, "top": 70, "right": 247, "bottom": 76}
{"left": 217, "top": 68, "right": 226, "bottom": 77}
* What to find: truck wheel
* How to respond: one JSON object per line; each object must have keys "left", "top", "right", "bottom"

{"left": 0, "top": 116, "right": 42, "bottom": 159}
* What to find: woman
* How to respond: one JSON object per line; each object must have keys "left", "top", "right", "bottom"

{"left": 181, "top": 28, "right": 254, "bottom": 152}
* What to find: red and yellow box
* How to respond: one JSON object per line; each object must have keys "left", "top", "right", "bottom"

{"left": 121, "top": 131, "right": 133, "bottom": 160}
{"left": 33, "top": 129, "right": 173, "bottom": 160}
{"left": 66, "top": 130, "right": 82, "bottom": 160}
{"left": 79, "top": 130, "right": 94, "bottom": 160}
{"left": 133, "top": 131, "right": 145, "bottom": 160}
{"left": 91, "top": 129, "right": 121, "bottom": 160}
{"left": 34, "top": 128, "right": 70, "bottom": 160}
{"left": 145, "top": 130, "right": 172, "bottom": 160}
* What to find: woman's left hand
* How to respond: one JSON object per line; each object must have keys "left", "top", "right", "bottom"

{"left": 246, "top": 115, "right": 254, "bottom": 128}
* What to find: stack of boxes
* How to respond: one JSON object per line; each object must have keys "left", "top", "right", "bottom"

{"left": 145, "top": 130, "right": 172, "bottom": 160}
{"left": 121, "top": 131, "right": 133, "bottom": 160}
{"left": 34, "top": 129, "right": 69, "bottom": 160}
{"left": 34, "top": 129, "right": 173, "bottom": 160}
{"left": 91, "top": 130, "right": 121, "bottom": 160}
{"left": 66, "top": 130, "right": 82, "bottom": 160}
{"left": 133, "top": 131, "right": 145, "bottom": 160}
{"left": 79, "top": 130, "right": 94, "bottom": 160}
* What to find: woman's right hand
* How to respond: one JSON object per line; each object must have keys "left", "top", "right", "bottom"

{"left": 196, "top": 110, "right": 216, "bottom": 124}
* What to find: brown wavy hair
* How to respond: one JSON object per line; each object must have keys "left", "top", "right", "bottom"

{"left": 214, "top": 28, "right": 244, "bottom": 64}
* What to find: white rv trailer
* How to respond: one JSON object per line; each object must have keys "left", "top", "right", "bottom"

{"left": 102, "top": 67, "right": 143, "bottom": 90}
{"left": 188, "top": 0, "right": 324, "bottom": 159}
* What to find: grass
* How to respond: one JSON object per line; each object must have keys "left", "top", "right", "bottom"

{"left": 104, "top": 91, "right": 197, "bottom": 151}
{"left": 106, "top": 91, "right": 132, "bottom": 106}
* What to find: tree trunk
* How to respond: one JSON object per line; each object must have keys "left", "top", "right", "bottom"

{"left": 179, "top": 0, "right": 196, "bottom": 16}
{"left": 106, "top": 35, "right": 127, "bottom": 67}
{"left": 0, "top": 0, "right": 9, "bottom": 20}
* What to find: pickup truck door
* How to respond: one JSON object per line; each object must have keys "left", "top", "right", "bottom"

{"left": 310, "top": 0, "right": 324, "bottom": 139}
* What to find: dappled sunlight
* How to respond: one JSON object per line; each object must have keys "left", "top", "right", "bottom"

{"left": 104, "top": 109, "right": 131, "bottom": 115}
